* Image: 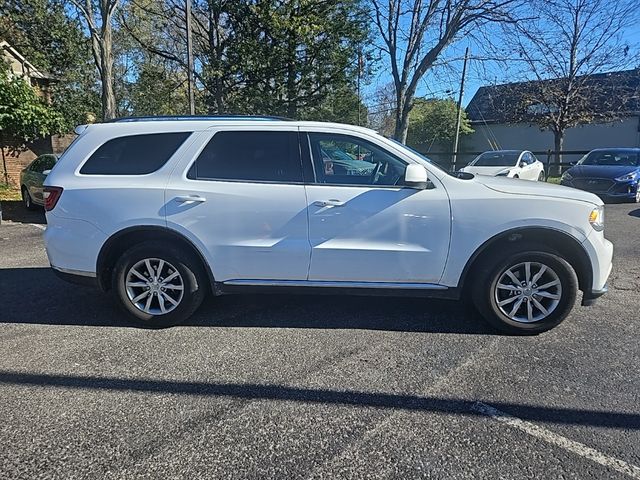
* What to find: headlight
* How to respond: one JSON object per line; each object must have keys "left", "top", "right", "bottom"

{"left": 589, "top": 206, "right": 604, "bottom": 231}
{"left": 615, "top": 171, "right": 638, "bottom": 182}
{"left": 561, "top": 171, "right": 573, "bottom": 181}
{"left": 496, "top": 171, "right": 510, "bottom": 177}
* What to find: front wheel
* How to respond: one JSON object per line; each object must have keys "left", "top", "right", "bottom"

{"left": 538, "top": 171, "right": 546, "bottom": 182}
{"left": 472, "top": 249, "right": 578, "bottom": 334}
{"left": 112, "top": 241, "right": 207, "bottom": 328}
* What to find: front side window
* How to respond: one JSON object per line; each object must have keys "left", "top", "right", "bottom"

{"left": 308, "top": 133, "right": 406, "bottom": 186}
{"left": 80, "top": 132, "right": 191, "bottom": 175}
{"left": 188, "top": 131, "right": 302, "bottom": 183}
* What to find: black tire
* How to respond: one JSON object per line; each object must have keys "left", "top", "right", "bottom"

{"left": 538, "top": 171, "right": 546, "bottom": 182}
{"left": 513, "top": 174, "right": 519, "bottom": 179}
{"left": 471, "top": 245, "right": 578, "bottom": 335}
{"left": 111, "top": 241, "right": 207, "bottom": 328}
{"left": 22, "top": 187, "right": 38, "bottom": 210}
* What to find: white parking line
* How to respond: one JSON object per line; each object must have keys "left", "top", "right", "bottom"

{"left": 30, "top": 223, "right": 46, "bottom": 231}
{"left": 473, "top": 402, "right": 640, "bottom": 479}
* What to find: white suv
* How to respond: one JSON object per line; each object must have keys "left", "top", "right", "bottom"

{"left": 43, "top": 117, "right": 613, "bottom": 334}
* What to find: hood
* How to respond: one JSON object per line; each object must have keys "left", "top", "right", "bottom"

{"left": 461, "top": 165, "right": 512, "bottom": 176}
{"left": 566, "top": 164, "right": 640, "bottom": 179}
{"left": 476, "top": 175, "right": 602, "bottom": 205}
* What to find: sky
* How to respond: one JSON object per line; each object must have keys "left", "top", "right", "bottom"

{"left": 364, "top": 20, "right": 640, "bottom": 111}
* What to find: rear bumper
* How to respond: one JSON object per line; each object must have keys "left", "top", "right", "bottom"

{"left": 51, "top": 266, "right": 99, "bottom": 287}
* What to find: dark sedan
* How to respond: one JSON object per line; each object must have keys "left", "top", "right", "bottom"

{"left": 560, "top": 148, "right": 640, "bottom": 203}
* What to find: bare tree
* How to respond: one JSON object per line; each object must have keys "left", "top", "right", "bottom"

{"left": 70, "top": 0, "right": 120, "bottom": 120}
{"left": 507, "top": 0, "right": 640, "bottom": 173}
{"left": 371, "top": 0, "right": 521, "bottom": 143}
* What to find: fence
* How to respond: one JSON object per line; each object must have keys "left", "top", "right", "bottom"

{"left": 418, "top": 150, "right": 590, "bottom": 176}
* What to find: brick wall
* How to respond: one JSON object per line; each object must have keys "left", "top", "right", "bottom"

{"left": 1, "top": 133, "right": 76, "bottom": 187}
{"left": 52, "top": 134, "right": 76, "bottom": 154}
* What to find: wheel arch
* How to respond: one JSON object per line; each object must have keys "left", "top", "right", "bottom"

{"left": 96, "top": 226, "right": 215, "bottom": 293}
{"left": 459, "top": 227, "right": 592, "bottom": 294}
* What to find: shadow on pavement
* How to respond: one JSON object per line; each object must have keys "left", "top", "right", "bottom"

{"left": 0, "top": 370, "right": 637, "bottom": 430}
{"left": 0, "top": 201, "right": 46, "bottom": 224}
{"left": 629, "top": 208, "right": 640, "bottom": 218}
{"left": 0, "top": 267, "right": 494, "bottom": 334}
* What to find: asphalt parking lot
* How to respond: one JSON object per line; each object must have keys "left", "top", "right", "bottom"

{"left": 1, "top": 200, "right": 639, "bottom": 479}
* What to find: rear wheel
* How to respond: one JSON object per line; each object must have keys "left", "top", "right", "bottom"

{"left": 21, "top": 187, "right": 37, "bottom": 210}
{"left": 472, "top": 246, "right": 578, "bottom": 334}
{"left": 112, "top": 241, "right": 207, "bottom": 328}
{"left": 538, "top": 171, "right": 546, "bottom": 182}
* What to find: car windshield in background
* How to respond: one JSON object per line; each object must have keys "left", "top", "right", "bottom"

{"left": 471, "top": 152, "right": 519, "bottom": 167}
{"left": 579, "top": 151, "right": 639, "bottom": 166}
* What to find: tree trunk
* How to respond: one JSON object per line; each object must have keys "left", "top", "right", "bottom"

{"left": 393, "top": 91, "right": 411, "bottom": 143}
{"left": 100, "top": 24, "right": 116, "bottom": 120}
{"left": 552, "top": 129, "right": 564, "bottom": 177}
{"left": 1, "top": 141, "right": 8, "bottom": 186}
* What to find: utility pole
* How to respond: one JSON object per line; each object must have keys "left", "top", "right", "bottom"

{"left": 357, "top": 47, "right": 362, "bottom": 126}
{"left": 185, "top": 0, "right": 195, "bottom": 115}
{"left": 452, "top": 47, "right": 469, "bottom": 171}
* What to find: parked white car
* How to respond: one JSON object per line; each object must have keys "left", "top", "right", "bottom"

{"left": 461, "top": 150, "right": 546, "bottom": 181}
{"left": 43, "top": 117, "right": 612, "bottom": 334}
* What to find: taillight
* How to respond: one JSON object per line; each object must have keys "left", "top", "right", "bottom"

{"left": 44, "top": 187, "right": 63, "bottom": 211}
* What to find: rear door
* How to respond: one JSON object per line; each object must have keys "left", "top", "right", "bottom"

{"left": 165, "top": 127, "right": 311, "bottom": 282}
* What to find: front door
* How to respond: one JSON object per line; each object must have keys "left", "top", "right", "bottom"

{"left": 303, "top": 132, "right": 451, "bottom": 284}
{"left": 165, "top": 128, "right": 310, "bottom": 282}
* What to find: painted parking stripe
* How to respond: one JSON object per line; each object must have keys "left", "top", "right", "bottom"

{"left": 30, "top": 223, "right": 46, "bottom": 231}
{"left": 473, "top": 402, "right": 640, "bottom": 479}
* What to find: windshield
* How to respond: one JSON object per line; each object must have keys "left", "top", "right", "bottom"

{"left": 579, "top": 151, "right": 640, "bottom": 167}
{"left": 471, "top": 151, "right": 520, "bottom": 167}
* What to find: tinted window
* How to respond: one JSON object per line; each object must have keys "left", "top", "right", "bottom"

{"left": 308, "top": 133, "right": 406, "bottom": 186}
{"left": 80, "top": 132, "right": 190, "bottom": 175}
{"left": 472, "top": 152, "right": 520, "bottom": 167}
{"left": 580, "top": 150, "right": 639, "bottom": 167}
{"left": 41, "top": 154, "right": 57, "bottom": 171}
{"left": 29, "top": 158, "right": 45, "bottom": 173}
{"left": 189, "top": 131, "right": 302, "bottom": 182}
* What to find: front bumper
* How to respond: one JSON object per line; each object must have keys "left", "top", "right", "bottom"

{"left": 561, "top": 178, "right": 639, "bottom": 199}
{"left": 581, "top": 284, "right": 608, "bottom": 306}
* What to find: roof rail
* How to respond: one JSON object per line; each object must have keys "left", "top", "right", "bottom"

{"left": 107, "top": 115, "right": 293, "bottom": 123}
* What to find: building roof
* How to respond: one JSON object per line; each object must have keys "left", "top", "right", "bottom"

{"left": 0, "top": 40, "right": 52, "bottom": 80}
{"left": 467, "top": 69, "right": 640, "bottom": 124}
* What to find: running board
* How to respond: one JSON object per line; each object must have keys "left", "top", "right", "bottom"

{"left": 223, "top": 279, "right": 448, "bottom": 289}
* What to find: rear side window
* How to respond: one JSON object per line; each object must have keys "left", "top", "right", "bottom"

{"left": 188, "top": 131, "right": 302, "bottom": 182}
{"left": 80, "top": 132, "right": 190, "bottom": 175}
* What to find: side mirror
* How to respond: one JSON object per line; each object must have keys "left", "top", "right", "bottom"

{"left": 404, "top": 164, "right": 428, "bottom": 189}
{"left": 42, "top": 169, "right": 51, "bottom": 176}
{"left": 519, "top": 161, "right": 526, "bottom": 168}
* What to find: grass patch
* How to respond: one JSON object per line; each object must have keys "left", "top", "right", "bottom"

{"left": 546, "top": 176, "right": 561, "bottom": 185}
{"left": 0, "top": 184, "right": 21, "bottom": 201}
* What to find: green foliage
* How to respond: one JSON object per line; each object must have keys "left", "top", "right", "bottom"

{"left": 0, "top": 71, "right": 64, "bottom": 141}
{"left": 406, "top": 98, "right": 473, "bottom": 151}
{"left": 127, "top": 62, "right": 189, "bottom": 116}
{"left": 228, "top": 0, "right": 369, "bottom": 119}
{"left": 0, "top": 0, "right": 100, "bottom": 127}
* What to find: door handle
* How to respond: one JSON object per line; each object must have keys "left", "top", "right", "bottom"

{"left": 313, "top": 199, "right": 345, "bottom": 207}
{"left": 175, "top": 195, "right": 207, "bottom": 204}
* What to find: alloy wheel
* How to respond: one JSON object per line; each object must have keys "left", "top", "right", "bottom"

{"left": 125, "top": 258, "right": 184, "bottom": 315}
{"left": 494, "top": 261, "right": 562, "bottom": 323}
